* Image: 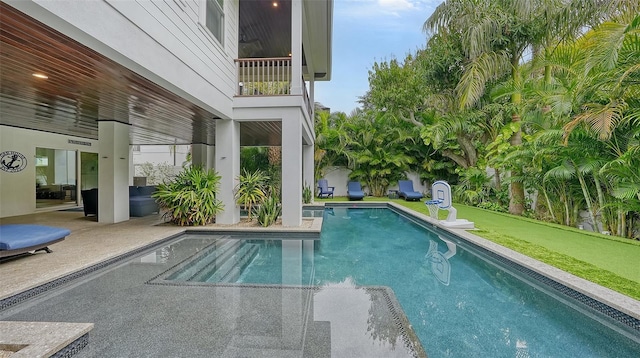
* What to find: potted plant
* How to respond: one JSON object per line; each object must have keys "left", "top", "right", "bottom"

{"left": 152, "top": 165, "right": 223, "bottom": 226}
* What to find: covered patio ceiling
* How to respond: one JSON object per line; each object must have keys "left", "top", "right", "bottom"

{"left": 0, "top": 2, "right": 283, "bottom": 147}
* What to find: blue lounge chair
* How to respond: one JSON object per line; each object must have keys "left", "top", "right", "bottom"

{"left": 0, "top": 224, "right": 70, "bottom": 258}
{"left": 347, "top": 181, "right": 365, "bottom": 201}
{"left": 398, "top": 180, "right": 423, "bottom": 201}
{"left": 317, "top": 179, "right": 334, "bottom": 199}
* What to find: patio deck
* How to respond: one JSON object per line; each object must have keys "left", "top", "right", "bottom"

{"left": 0, "top": 209, "right": 424, "bottom": 357}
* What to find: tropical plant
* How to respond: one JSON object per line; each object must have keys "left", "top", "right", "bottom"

{"left": 562, "top": 11, "right": 640, "bottom": 141}
{"left": 302, "top": 183, "right": 312, "bottom": 204}
{"left": 240, "top": 147, "right": 270, "bottom": 174}
{"left": 152, "top": 165, "right": 223, "bottom": 226}
{"left": 255, "top": 195, "right": 281, "bottom": 227}
{"left": 341, "top": 110, "right": 419, "bottom": 197}
{"left": 314, "top": 108, "right": 348, "bottom": 181}
{"left": 424, "top": 0, "right": 623, "bottom": 215}
{"left": 234, "top": 169, "right": 268, "bottom": 220}
{"left": 453, "top": 166, "right": 492, "bottom": 205}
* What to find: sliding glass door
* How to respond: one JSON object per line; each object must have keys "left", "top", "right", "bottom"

{"left": 35, "top": 148, "right": 77, "bottom": 209}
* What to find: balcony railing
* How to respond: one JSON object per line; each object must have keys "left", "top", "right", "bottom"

{"left": 236, "top": 57, "right": 291, "bottom": 96}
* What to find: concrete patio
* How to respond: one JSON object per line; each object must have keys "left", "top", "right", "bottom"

{"left": 0, "top": 209, "right": 424, "bottom": 358}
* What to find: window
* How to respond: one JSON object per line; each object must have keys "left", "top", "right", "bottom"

{"left": 205, "top": 0, "right": 224, "bottom": 43}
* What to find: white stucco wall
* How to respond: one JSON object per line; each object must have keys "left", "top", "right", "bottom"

{"left": 7, "top": 0, "right": 238, "bottom": 119}
{"left": 0, "top": 126, "right": 98, "bottom": 218}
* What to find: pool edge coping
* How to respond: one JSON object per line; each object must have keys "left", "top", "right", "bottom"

{"left": 382, "top": 201, "right": 640, "bottom": 322}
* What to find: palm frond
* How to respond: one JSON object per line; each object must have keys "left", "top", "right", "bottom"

{"left": 565, "top": 100, "right": 627, "bottom": 141}
{"left": 457, "top": 51, "right": 511, "bottom": 109}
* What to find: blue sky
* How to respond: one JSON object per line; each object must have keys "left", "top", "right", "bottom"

{"left": 315, "top": 0, "right": 440, "bottom": 114}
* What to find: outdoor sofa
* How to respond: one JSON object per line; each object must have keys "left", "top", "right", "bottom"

{"left": 81, "top": 186, "right": 159, "bottom": 217}
{"left": 129, "top": 185, "right": 159, "bottom": 217}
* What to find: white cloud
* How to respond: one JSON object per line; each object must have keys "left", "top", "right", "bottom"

{"left": 378, "top": 0, "right": 416, "bottom": 11}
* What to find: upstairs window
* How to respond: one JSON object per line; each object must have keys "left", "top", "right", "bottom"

{"left": 205, "top": 0, "right": 224, "bottom": 43}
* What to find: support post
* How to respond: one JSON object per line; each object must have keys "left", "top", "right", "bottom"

{"left": 282, "top": 114, "right": 303, "bottom": 226}
{"left": 215, "top": 119, "right": 240, "bottom": 224}
{"left": 98, "top": 120, "right": 130, "bottom": 223}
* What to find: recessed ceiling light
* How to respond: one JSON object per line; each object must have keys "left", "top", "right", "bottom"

{"left": 288, "top": 53, "right": 292, "bottom": 57}
{"left": 32, "top": 73, "right": 48, "bottom": 79}
{"left": 272, "top": 2, "right": 278, "bottom": 7}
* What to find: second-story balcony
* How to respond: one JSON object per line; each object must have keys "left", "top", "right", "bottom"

{"left": 235, "top": 57, "right": 312, "bottom": 116}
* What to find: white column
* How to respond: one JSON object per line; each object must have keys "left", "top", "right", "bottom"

{"left": 282, "top": 113, "right": 302, "bottom": 226}
{"left": 215, "top": 119, "right": 240, "bottom": 224}
{"left": 192, "top": 143, "right": 215, "bottom": 171}
{"left": 128, "top": 146, "right": 134, "bottom": 186}
{"left": 98, "top": 121, "right": 130, "bottom": 223}
{"left": 290, "top": 0, "right": 303, "bottom": 95}
{"left": 304, "top": 78, "right": 315, "bottom": 201}
{"left": 303, "top": 144, "right": 314, "bottom": 199}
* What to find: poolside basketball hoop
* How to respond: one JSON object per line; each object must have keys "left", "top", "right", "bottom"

{"left": 429, "top": 180, "right": 475, "bottom": 229}
{"left": 425, "top": 199, "right": 441, "bottom": 219}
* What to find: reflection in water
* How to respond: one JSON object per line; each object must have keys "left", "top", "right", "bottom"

{"left": 425, "top": 237, "right": 457, "bottom": 286}
{"left": 314, "top": 277, "right": 417, "bottom": 357}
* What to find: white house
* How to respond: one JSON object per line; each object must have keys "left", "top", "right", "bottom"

{"left": 0, "top": 0, "right": 333, "bottom": 226}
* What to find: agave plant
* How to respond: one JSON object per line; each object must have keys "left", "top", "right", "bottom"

{"left": 152, "top": 166, "right": 223, "bottom": 226}
{"left": 234, "top": 169, "right": 269, "bottom": 220}
{"left": 255, "top": 195, "right": 281, "bottom": 227}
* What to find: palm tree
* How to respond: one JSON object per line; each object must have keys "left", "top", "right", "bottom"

{"left": 562, "top": 10, "right": 640, "bottom": 140}
{"left": 314, "top": 109, "right": 348, "bottom": 181}
{"left": 424, "top": 0, "right": 624, "bottom": 215}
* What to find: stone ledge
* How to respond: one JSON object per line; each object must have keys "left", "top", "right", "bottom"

{"left": 0, "top": 321, "right": 92, "bottom": 357}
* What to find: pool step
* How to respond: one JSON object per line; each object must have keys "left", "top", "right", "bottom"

{"left": 203, "top": 242, "right": 259, "bottom": 283}
{"left": 166, "top": 238, "right": 240, "bottom": 281}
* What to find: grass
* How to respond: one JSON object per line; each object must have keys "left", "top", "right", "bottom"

{"left": 317, "top": 196, "right": 640, "bottom": 300}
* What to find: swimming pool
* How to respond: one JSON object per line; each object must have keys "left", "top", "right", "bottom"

{"left": 161, "top": 206, "right": 640, "bottom": 357}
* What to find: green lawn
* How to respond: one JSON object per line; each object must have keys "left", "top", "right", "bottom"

{"left": 317, "top": 196, "right": 640, "bottom": 300}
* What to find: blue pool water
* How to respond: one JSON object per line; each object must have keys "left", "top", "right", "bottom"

{"left": 177, "top": 207, "right": 640, "bottom": 356}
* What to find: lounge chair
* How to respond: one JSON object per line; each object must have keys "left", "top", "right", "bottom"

{"left": 317, "top": 179, "right": 334, "bottom": 199}
{"left": 398, "top": 180, "right": 423, "bottom": 201}
{"left": 0, "top": 224, "right": 70, "bottom": 258}
{"left": 347, "top": 181, "right": 365, "bottom": 201}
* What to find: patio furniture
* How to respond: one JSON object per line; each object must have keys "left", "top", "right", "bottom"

{"left": 398, "top": 180, "right": 423, "bottom": 201}
{"left": 0, "top": 224, "right": 70, "bottom": 258}
{"left": 129, "top": 185, "right": 159, "bottom": 217}
{"left": 347, "top": 181, "right": 365, "bottom": 201}
{"left": 81, "top": 188, "right": 98, "bottom": 216}
{"left": 317, "top": 179, "right": 334, "bottom": 199}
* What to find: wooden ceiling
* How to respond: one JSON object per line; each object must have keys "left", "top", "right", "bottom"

{"left": 239, "top": 0, "right": 291, "bottom": 58}
{"left": 0, "top": 2, "right": 285, "bottom": 146}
